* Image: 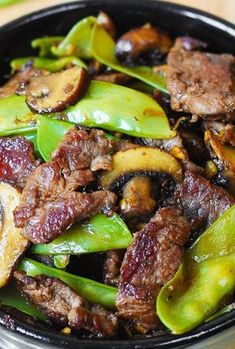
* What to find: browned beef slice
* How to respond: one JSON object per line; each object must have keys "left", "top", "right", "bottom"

{"left": 171, "top": 171, "right": 235, "bottom": 231}
{"left": 23, "top": 191, "right": 116, "bottom": 244}
{"left": 0, "top": 137, "right": 39, "bottom": 189}
{"left": 104, "top": 250, "right": 124, "bottom": 287}
{"left": 14, "top": 128, "right": 116, "bottom": 243}
{"left": 116, "top": 207, "right": 190, "bottom": 333}
{"left": 167, "top": 45, "right": 235, "bottom": 116}
{"left": 14, "top": 271, "right": 118, "bottom": 337}
{"left": 53, "top": 128, "right": 113, "bottom": 173}
{"left": 68, "top": 305, "right": 118, "bottom": 338}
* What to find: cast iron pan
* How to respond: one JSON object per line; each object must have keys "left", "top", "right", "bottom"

{"left": 0, "top": 1, "right": 235, "bottom": 348}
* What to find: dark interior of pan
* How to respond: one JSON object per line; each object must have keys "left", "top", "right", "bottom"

{"left": 0, "top": 0, "right": 235, "bottom": 348}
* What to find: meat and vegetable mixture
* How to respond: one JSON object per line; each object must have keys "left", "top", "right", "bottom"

{"left": 0, "top": 12, "right": 235, "bottom": 339}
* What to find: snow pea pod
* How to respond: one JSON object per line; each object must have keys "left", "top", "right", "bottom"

{"left": 37, "top": 116, "right": 73, "bottom": 161}
{"left": 19, "top": 258, "right": 117, "bottom": 310}
{"left": 0, "top": 281, "right": 45, "bottom": 321}
{"left": 23, "top": 131, "right": 38, "bottom": 151}
{"left": 37, "top": 115, "right": 118, "bottom": 161}
{"left": 91, "top": 24, "right": 168, "bottom": 93}
{"left": 66, "top": 81, "right": 175, "bottom": 139}
{"left": 31, "top": 36, "right": 64, "bottom": 57}
{"left": 11, "top": 56, "right": 86, "bottom": 73}
{"left": 0, "top": 95, "right": 37, "bottom": 136}
{"left": 30, "top": 213, "right": 132, "bottom": 255}
{"left": 52, "top": 17, "right": 96, "bottom": 59}
{"left": 157, "top": 205, "right": 235, "bottom": 334}
{"left": 0, "top": 82, "right": 175, "bottom": 139}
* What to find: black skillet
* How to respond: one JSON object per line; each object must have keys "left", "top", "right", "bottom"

{"left": 0, "top": 1, "right": 235, "bottom": 348}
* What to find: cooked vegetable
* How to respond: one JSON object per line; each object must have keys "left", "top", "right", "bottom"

{"left": 23, "top": 131, "right": 38, "bottom": 151}
{"left": 66, "top": 81, "right": 174, "bottom": 138}
{"left": 0, "top": 183, "right": 29, "bottom": 288}
{"left": 97, "top": 11, "right": 116, "bottom": 38}
{"left": 115, "top": 24, "right": 172, "bottom": 64}
{"left": 0, "top": 81, "right": 174, "bottom": 139}
{"left": 52, "top": 16, "right": 97, "bottom": 59}
{"left": 26, "top": 67, "right": 89, "bottom": 113}
{"left": 20, "top": 258, "right": 118, "bottom": 310}
{"left": 204, "top": 160, "right": 218, "bottom": 179}
{"left": 11, "top": 56, "right": 86, "bottom": 73}
{"left": 37, "top": 116, "right": 117, "bottom": 162}
{"left": 157, "top": 205, "right": 235, "bottom": 334}
{"left": 31, "top": 36, "right": 64, "bottom": 57}
{"left": 30, "top": 213, "right": 132, "bottom": 255}
{"left": 91, "top": 24, "right": 168, "bottom": 92}
{"left": 37, "top": 116, "right": 73, "bottom": 161}
{"left": 120, "top": 176, "right": 156, "bottom": 218}
{"left": 53, "top": 255, "right": 70, "bottom": 269}
{"left": 205, "top": 130, "right": 235, "bottom": 172}
{"left": 0, "top": 95, "right": 37, "bottom": 136}
{"left": 100, "top": 146, "right": 183, "bottom": 190}
{"left": 0, "top": 281, "right": 45, "bottom": 320}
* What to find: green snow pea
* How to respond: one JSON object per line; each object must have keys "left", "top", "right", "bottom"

{"left": 11, "top": 56, "right": 86, "bottom": 73}
{"left": 30, "top": 213, "right": 132, "bottom": 255}
{"left": 37, "top": 116, "right": 118, "bottom": 161}
{"left": 52, "top": 16, "right": 96, "bottom": 59}
{"left": 65, "top": 80, "right": 175, "bottom": 139}
{"left": 37, "top": 116, "right": 73, "bottom": 161}
{"left": 23, "top": 131, "right": 38, "bottom": 151}
{"left": 157, "top": 205, "right": 235, "bottom": 334}
{"left": 0, "top": 95, "right": 37, "bottom": 136}
{"left": 91, "top": 24, "right": 168, "bottom": 93}
{"left": 19, "top": 258, "right": 117, "bottom": 310}
{"left": 0, "top": 281, "right": 45, "bottom": 321}
{"left": 31, "top": 36, "right": 64, "bottom": 57}
{"left": 0, "top": 82, "right": 174, "bottom": 139}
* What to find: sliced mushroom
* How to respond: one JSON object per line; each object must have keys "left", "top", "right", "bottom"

{"left": 205, "top": 130, "right": 235, "bottom": 195}
{"left": 97, "top": 11, "right": 116, "bottom": 38}
{"left": 95, "top": 71, "right": 131, "bottom": 85}
{"left": 26, "top": 66, "right": 89, "bottom": 113}
{"left": 115, "top": 24, "right": 172, "bottom": 65}
{"left": 204, "top": 121, "right": 235, "bottom": 147}
{"left": 0, "top": 183, "right": 29, "bottom": 288}
{"left": 205, "top": 130, "right": 235, "bottom": 172}
{"left": 0, "top": 66, "right": 46, "bottom": 99}
{"left": 120, "top": 176, "right": 156, "bottom": 218}
{"left": 100, "top": 146, "right": 183, "bottom": 191}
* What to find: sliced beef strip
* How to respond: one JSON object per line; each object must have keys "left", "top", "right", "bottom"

{"left": 116, "top": 207, "right": 190, "bottom": 333}
{"left": 14, "top": 271, "right": 118, "bottom": 338}
{"left": 104, "top": 250, "right": 125, "bottom": 287}
{"left": 167, "top": 44, "right": 235, "bottom": 117}
{"left": 23, "top": 191, "right": 116, "bottom": 244}
{"left": 52, "top": 128, "right": 113, "bottom": 174}
{"left": 169, "top": 171, "right": 235, "bottom": 231}
{"left": 14, "top": 128, "right": 116, "bottom": 243}
{"left": 0, "top": 136, "right": 40, "bottom": 190}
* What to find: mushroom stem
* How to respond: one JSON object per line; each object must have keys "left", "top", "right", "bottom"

{"left": 120, "top": 176, "right": 156, "bottom": 218}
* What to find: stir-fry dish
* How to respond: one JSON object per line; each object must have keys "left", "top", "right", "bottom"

{"left": 0, "top": 12, "right": 235, "bottom": 340}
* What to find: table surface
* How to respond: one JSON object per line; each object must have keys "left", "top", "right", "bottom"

{"left": 0, "top": 0, "right": 234, "bottom": 26}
